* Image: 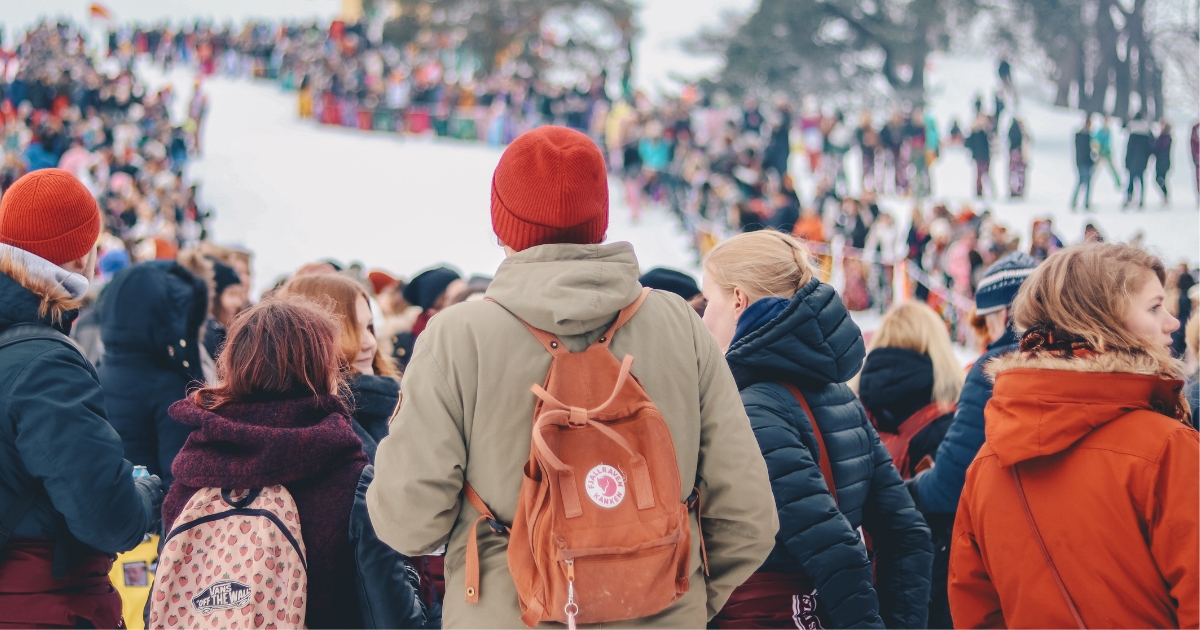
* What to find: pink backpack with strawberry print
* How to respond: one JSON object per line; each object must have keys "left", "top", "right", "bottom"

{"left": 149, "top": 486, "right": 308, "bottom": 629}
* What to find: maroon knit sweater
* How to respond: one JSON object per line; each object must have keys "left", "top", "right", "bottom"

{"left": 164, "top": 395, "right": 368, "bottom": 629}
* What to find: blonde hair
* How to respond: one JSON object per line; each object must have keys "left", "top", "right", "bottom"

{"left": 703, "top": 230, "right": 814, "bottom": 303}
{"left": 860, "top": 301, "right": 964, "bottom": 408}
{"left": 283, "top": 274, "right": 401, "bottom": 380}
{"left": 1011, "top": 242, "right": 1178, "bottom": 374}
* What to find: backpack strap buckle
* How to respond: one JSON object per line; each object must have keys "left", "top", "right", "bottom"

{"left": 486, "top": 519, "right": 509, "bottom": 536}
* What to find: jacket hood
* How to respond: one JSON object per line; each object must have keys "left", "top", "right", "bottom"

{"left": 485, "top": 242, "right": 642, "bottom": 336}
{"left": 100, "top": 261, "right": 208, "bottom": 381}
{"left": 984, "top": 350, "right": 1189, "bottom": 466}
{"left": 725, "top": 278, "right": 865, "bottom": 390}
{"left": 0, "top": 243, "right": 89, "bottom": 332}
{"left": 169, "top": 395, "right": 368, "bottom": 488}
{"left": 858, "top": 347, "right": 934, "bottom": 433}
{"left": 349, "top": 373, "right": 401, "bottom": 421}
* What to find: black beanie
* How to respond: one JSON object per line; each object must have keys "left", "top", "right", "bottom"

{"left": 639, "top": 267, "right": 700, "bottom": 300}
{"left": 403, "top": 266, "right": 461, "bottom": 311}
{"left": 208, "top": 258, "right": 242, "bottom": 297}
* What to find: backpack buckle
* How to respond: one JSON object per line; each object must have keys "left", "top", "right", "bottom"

{"left": 486, "top": 519, "right": 509, "bottom": 535}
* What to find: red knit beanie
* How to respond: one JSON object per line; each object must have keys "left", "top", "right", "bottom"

{"left": 491, "top": 126, "right": 608, "bottom": 252}
{"left": 0, "top": 168, "right": 101, "bottom": 265}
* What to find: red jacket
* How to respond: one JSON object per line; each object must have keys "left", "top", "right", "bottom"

{"left": 950, "top": 350, "right": 1199, "bottom": 629}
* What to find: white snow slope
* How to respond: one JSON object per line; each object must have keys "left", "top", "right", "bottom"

{"left": 141, "top": 52, "right": 1197, "bottom": 298}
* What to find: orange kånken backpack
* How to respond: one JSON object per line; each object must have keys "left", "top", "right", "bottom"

{"left": 465, "top": 288, "right": 704, "bottom": 629}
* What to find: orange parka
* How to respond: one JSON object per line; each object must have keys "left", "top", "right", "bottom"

{"left": 949, "top": 350, "right": 1199, "bottom": 629}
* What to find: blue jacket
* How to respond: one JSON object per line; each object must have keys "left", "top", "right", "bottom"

{"left": 726, "top": 279, "right": 933, "bottom": 629}
{"left": 911, "top": 328, "right": 1019, "bottom": 513}
{"left": 0, "top": 249, "right": 158, "bottom": 553}
{"left": 98, "top": 262, "right": 208, "bottom": 488}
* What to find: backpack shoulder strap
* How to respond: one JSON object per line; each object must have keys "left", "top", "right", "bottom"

{"left": 483, "top": 299, "right": 567, "bottom": 356}
{"left": 780, "top": 383, "right": 838, "bottom": 506}
{"left": 595, "top": 287, "right": 652, "bottom": 348}
{"left": 461, "top": 481, "right": 507, "bottom": 604}
{"left": 1011, "top": 465, "right": 1085, "bottom": 629}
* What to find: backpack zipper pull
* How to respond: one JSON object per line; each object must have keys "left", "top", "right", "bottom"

{"left": 564, "top": 559, "right": 578, "bottom": 630}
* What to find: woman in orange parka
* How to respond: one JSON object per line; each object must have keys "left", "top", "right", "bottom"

{"left": 949, "top": 242, "right": 1198, "bottom": 629}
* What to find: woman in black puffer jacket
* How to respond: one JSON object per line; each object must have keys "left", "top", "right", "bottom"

{"left": 284, "top": 274, "right": 401, "bottom": 462}
{"left": 702, "top": 231, "right": 933, "bottom": 629}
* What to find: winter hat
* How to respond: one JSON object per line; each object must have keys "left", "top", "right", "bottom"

{"left": 209, "top": 258, "right": 242, "bottom": 297}
{"left": 639, "top": 267, "right": 701, "bottom": 300}
{"left": 975, "top": 251, "right": 1039, "bottom": 315}
{"left": 367, "top": 270, "right": 400, "bottom": 295}
{"left": 403, "top": 266, "right": 461, "bottom": 310}
{"left": 0, "top": 168, "right": 101, "bottom": 265}
{"left": 491, "top": 126, "right": 608, "bottom": 252}
{"left": 98, "top": 248, "right": 131, "bottom": 277}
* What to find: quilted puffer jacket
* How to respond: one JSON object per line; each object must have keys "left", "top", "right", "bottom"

{"left": 726, "top": 278, "right": 934, "bottom": 629}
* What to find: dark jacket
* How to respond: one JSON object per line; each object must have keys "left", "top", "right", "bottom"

{"left": 1074, "top": 129, "right": 1095, "bottom": 168}
{"left": 164, "top": 395, "right": 371, "bottom": 629}
{"left": 725, "top": 280, "right": 934, "bottom": 629}
{"left": 911, "top": 328, "right": 1018, "bottom": 514}
{"left": 1154, "top": 131, "right": 1172, "bottom": 174}
{"left": 351, "top": 465, "right": 439, "bottom": 628}
{"left": 965, "top": 129, "right": 990, "bottom": 163}
{"left": 1126, "top": 121, "right": 1154, "bottom": 173}
{"left": 0, "top": 250, "right": 158, "bottom": 553}
{"left": 348, "top": 374, "right": 401, "bottom": 463}
{"left": 99, "top": 262, "right": 208, "bottom": 488}
{"left": 858, "top": 347, "right": 953, "bottom": 473}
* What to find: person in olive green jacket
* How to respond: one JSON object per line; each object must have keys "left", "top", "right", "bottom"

{"left": 367, "top": 126, "right": 778, "bottom": 629}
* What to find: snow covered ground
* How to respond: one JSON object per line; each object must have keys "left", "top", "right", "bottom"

{"left": 136, "top": 50, "right": 1199, "bottom": 340}
{"left": 140, "top": 66, "right": 700, "bottom": 293}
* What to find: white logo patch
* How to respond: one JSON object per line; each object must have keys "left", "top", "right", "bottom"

{"left": 584, "top": 464, "right": 626, "bottom": 508}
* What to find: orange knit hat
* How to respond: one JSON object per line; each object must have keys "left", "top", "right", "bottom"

{"left": 0, "top": 169, "right": 101, "bottom": 265}
{"left": 491, "top": 126, "right": 608, "bottom": 252}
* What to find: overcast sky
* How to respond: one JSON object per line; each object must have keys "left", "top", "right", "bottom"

{"left": 1, "top": 0, "right": 757, "bottom": 92}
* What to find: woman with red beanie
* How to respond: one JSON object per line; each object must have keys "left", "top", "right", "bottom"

{"left": 163, "top": 296, "right": 431, "bottom": 628}
{"left": 368, "top": 126, "right": 778, "bottom": 628}
{"left": 950, "top": 242, "right": 1198, "bottom": 628}
{"left": 0, "top": 169, "right": 163, "bottom": 628}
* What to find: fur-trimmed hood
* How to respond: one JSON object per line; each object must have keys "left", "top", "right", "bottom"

{"left": 983, "top": 350, "right": 1189, "bottom": 466}
{"left": 0, "top": 243, "right": 89, "bottom": 332}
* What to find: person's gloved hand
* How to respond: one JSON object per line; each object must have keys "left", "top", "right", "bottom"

{"left": 134, "top": 474, "right": 165, "bottom": 535}
{"left": 904, "top": 471, "right": 929, "bottom": 515}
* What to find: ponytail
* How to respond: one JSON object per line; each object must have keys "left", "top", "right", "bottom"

{"left": 703, "top": 230, "right": 814, "bottom": 303}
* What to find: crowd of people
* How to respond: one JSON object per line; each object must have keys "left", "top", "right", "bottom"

{"left": 0, "top": 22, "right": 212, "bottom": 273}
{"left": 0, "top": 19, "right": 1198, "bottom": 630}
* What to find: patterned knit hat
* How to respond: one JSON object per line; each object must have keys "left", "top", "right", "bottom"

{"left": 0, "top": 169, "right": 100, "bottom": 265}
{"left": 491, "top": 126, "right": 608, "bottom": 252}
{"left": 975, "top": 252, "right": 1039, "bottom": 315}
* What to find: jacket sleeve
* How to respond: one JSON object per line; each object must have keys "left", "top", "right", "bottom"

{"left": 367, "top": 327, "right": 466, "bottom": 557}
{"left": 947, "top": 469, "right": 1005, "bottom": 628}
{"left": 9, "top": 344, "right": 156, "bottom": 553}
{"left": 351, "top": 466, "right": 436, "bottom": 629}
{"left": 691, "top": 318, "right": 780, "bottom": 621}
{"left": 743, "top": 385, "right": 883, "bottom": 629}
{"left": 913, "top": 356, "right": 992, "bottom": 513}
{"left": 1147, "top": 426, "right": 1199, "bottom": 628}
{"left": 860, "top": 421, "right": 934, "bottom": 629}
